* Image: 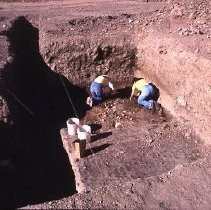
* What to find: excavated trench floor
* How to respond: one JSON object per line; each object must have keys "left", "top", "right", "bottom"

{"left": 50, "top": 87, "right": 208, "bottom": 209}
{"left": 60, "top": 86, "right": 203, "bottom": 192}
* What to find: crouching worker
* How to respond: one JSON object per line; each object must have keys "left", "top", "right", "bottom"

{"left": 87, "top": 75, "right": 114, "bottom": 107}
{"left": 130, "top": 78, "right": 161, "bottom": 112}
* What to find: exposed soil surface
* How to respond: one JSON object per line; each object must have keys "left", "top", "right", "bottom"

{"left": 0, "top": 0, "right": 211, "bottom": 209}
{"left": 23, "top": 93, "right": 206, "bottom": 210}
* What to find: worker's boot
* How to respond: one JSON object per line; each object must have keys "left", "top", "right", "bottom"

{"left": 154, "top": 102, "right": 164, "bottom": 116}
{"left": 86, "top": 97, "right": 93, "bottom": 107}
{"left": 151, "top": 101, "right": 161, "bottom": 113}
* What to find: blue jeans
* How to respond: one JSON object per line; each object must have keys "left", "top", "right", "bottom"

{"left": 90, "top": 82, "right": 103, "bottom": 104}
{"left": 137, "top": 84, "right": 155, "bottom": 109}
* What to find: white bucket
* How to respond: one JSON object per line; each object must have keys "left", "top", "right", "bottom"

{"left": 77, "top": 125, "right": 91, "bottom": 143}
{"left": 70, "top": 117, "right": 80, "bottom": 126}
{"left": 66, "top": 118, "right": 79, "bottom": 136}
{"left": 82, "top": 125, "right": 91, "bottom": 143}
{"left": 81, "top": 125, "right": 91, "bottom": 133}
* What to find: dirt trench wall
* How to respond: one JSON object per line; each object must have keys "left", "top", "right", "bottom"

{"left": 38, "top": 17, "right": 137, "bottom": 86}
{"left": 135, "top": 31, "right": 211, "bottom": 144}
{"left": 40, "top": 39, "right": 136, "bottom": 85}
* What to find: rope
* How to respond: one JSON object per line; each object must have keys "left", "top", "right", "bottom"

{"left": 38, "top": 12, "right": 94, "bottom": 155}
{"left": 59, "top": 74, "right": 79, "bottom": 118}
{"left": 58, "top": 73, "right": 96, "bottom": 155}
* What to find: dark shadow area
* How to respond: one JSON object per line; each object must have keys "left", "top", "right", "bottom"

{"left": 149, "top": 83, "right": 160, "bottom": 102}
{"left": 91, "top": 131, "right": 112, "bottom": 143}
{"left": 89, "top": 123, "right": 102, "bottom": 133}
{"left": 0, "top": 16, "right": 89, "bottom": 208}
{"left": 85, "top": 143, "right": 111, "bottom": 157}
{"left": 108, "top": 86, "right": 131, "bottom": 100}
{"left": 0, "top": 122, "right": 14, "bottom": 162}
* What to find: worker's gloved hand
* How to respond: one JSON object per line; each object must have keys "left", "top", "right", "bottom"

{"left": 108, "top": 82, "right": 114, "bottom": 91}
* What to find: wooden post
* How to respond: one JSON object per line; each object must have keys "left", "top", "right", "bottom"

{"left": 74, "top": 139, "right": 86, "bottom": 159}
{"left": 66, "top": 136, "right": 76, "bottom": 154}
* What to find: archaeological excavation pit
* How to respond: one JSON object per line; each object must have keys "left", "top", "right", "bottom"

{"left": 0, "top": 4, "right": 210, "bottom": 208}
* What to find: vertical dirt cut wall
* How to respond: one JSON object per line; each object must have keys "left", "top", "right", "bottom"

{"left": 38, "top": 15, "right": 138, "bottom": 86}
{"left": 135, "top": 30, "right": 211, "bottom": 144}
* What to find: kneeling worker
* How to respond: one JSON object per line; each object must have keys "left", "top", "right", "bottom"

{"left": 130, "top": 78, "right": 160, "bottom": 111}
{"left": 87, "top": 75, "right": 114, "bottom": 107}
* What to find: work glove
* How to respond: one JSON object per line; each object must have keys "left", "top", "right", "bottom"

{"left": 108, "top": 82, "right": 114, "bottom": 91}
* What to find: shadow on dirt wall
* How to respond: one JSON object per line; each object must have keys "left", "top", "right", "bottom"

{"left": 0, "top": 16, "right": 89, "bottom": 208}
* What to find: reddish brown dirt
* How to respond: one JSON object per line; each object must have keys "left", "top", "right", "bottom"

{"left": 24, "top": 94, "right": 206, "bottom": 209}
{"left": 0, "top": 0, "right": 211, "bottom": 209}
